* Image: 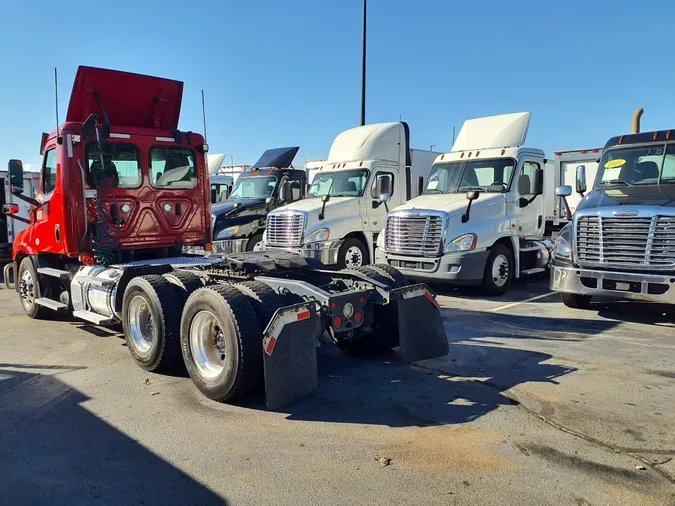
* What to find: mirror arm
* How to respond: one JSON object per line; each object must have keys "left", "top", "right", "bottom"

{"left": 561, "top": 196, "right": 573, "bottom": 220}
{"left": 319, "top": 201, "right": 327, "bottom": 221}
{"left": 461, "top": 201, "right": 473, "bottom": 224}
{"left": 5, "top": 214, "right": 30, "bottom": 225}
{"left": 12, "top": 192, "right": 41, "bottom": 208}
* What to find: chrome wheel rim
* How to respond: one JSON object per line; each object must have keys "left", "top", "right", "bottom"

{"left": 190, "top": 310, "right": 226, "bottom": 380}
{"left": 344, "top": 246, "right": 364, "bottom": 268}
{"left": 491, "top": 254, "right": 510, "bottom": 287}
{"left": 19, "top": 269, "right": 36, "bottom": 309}
{"left": 128, "top": 295, "right": 154, "bottom": 355}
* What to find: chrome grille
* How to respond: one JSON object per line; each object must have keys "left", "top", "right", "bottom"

{"left": 576, "top": 215, "right": 675, "bottom": 269}
{"left": 266, "top": 212, "right": 305, "bottom": 247}
{"left": 385, "top": 213, "right": 445, "bottom": 256}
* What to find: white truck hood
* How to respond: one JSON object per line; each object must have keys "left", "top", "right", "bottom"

{"left": 391, "top": 193, "right": 504, "bottom": 216}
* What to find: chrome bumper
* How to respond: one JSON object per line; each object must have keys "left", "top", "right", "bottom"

{"left": 183, "top": 239, "right": 248, "bottom": 257}
{"left": 264, "top": 240, "right": 343, "bottom": 265}
{"left": 550, "top": 263, "right": 675, "bottom": 304}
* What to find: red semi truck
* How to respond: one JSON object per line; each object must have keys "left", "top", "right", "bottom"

{"left": 2, "top": 66, "right": 448, "bottom": 408}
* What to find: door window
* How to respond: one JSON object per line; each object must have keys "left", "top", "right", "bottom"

{"left": 518, "top": 161, "right": 539, "bottom": 195}
{"left": 42, "top": 149, "right": 58, "bottom": 194}
{"left": 279, "top": 176, "right": 305, "bottom": 203}
{"left": 370, "top": 172, "right": 395, "bottom": 199}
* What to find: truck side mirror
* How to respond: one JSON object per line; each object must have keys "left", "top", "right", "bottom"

{"left": 82, "top": 114, "right": 98, "bottom": 142}
{"left": 556, "top": 185, "right": 572, "bottom": 197}
{"left": 8, "top": 159, "right": 24, "bottom": 195}
{"left": 576, "top": 165, "right": 587, "bottom": 194}
{"left": 376, "top": 176, "right": 392, "bottom": 199}
{"left": 279, "top": 181, "right": 293, "bottom": 202}
{"left": 532, "top": 167, "right": 544, "bottom": 195}
{"left": 462, "top": 191, "right": 479, "bottom": 223}
{"left": 417, "top": 176, "right": 424, "bottom": 196}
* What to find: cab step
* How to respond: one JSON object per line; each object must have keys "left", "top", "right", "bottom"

{"left": 37, "top": 267, "right": 70, "bottom": 279}
{"left": 35, "top": 297, "right": 68, "bottom": 311}
{"left": 72, "top": 310, "right": 116, "bottom": 325}
{"left": 521, "top": 267, "right": 545, "bottom": 276}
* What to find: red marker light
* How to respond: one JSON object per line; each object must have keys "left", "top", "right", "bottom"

{"left": 333, "top": 316, "right": 343, "bottom": 329}
{"left": 297, "top": 310, "right": 310, "bottom": 321}
{"left": 359, "top": 296, "right": 365, "bottom": 304}
{"left": 353, "top": 312, "right": 362, "bottom": 324}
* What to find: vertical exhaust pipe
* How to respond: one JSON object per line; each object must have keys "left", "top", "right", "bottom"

{"left": 632, "top": 108, "right": 644, "bottom": 134}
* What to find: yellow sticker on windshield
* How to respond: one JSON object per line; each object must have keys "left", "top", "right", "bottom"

{"left": 604, "top": 159, "right": 626, "bottom": 169}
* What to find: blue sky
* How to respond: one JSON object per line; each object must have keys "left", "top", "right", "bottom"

{"left": 1, "top": 0, "right": 674, "bottom": 171}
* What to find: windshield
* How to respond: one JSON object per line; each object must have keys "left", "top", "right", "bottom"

{"left": 229, "top": 176, "right": 277, "bottom": 199}
{"left": 424, "top": 159, "right": 516, "bottom": 194}
{"left": 596, "top": 144, "right": 675, "bottom": 187}
{"left": 308, "top": 170, "right": 369, "bottom": 198}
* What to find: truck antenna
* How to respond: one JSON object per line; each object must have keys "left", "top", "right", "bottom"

{"left": 452, "top": 125, "right": 456, "bottom": 144}
{"left": 360, "top": 0, "right": 367, "bottom": 126}
{"left": 54, "top": 67, "right": 61, "bottom": 142}
{"left": 201, "top": 89, "right": 208, "bottom": 143}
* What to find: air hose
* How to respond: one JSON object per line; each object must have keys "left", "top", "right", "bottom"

{"left": 90, "top": 160, "right": 119, "bottom": 266}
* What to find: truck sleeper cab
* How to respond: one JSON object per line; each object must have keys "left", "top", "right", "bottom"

{"left": 551, "top": 108, "right": 675, "bottom": 308}
{"left": 375, "top": 112, "right": 557, "bottom": 295}
{"left": 264, "top": 122, "right": 439, "bottom": 269}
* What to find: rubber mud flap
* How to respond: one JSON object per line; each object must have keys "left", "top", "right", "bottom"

{"left": 394, "top": 284, "right": 449, "bottom": 363}
{"left": 262, "top": 302, "right": 319, "bottom": 409}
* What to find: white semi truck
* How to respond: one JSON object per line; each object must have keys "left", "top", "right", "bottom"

{"left": 263, "top": 122, "right": 439, "bottom": 268}
{"left": 375, "top": 112, "right": 577, "bottom": 295}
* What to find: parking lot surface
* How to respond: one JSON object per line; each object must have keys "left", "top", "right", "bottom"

{"left": 1, "top": 273, "right": 674, "bottom": 505}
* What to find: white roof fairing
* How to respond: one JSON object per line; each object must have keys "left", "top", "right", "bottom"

{"left": 452, "top": 112, "right": 531, "bottom": 152}
{"left": 327, "top": 122, "right": 406, "bottom": 164}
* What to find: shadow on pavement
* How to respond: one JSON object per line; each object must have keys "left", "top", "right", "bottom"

{"left": 595, "top": 301, "right": 675, "bottom": 327}
{"left": 0, "top": 364, "right": 227, "bottom": 506}
{"left": 274, "top": 307, "right": 595, "bottom": 428}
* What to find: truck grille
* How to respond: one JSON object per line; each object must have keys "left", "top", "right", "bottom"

{"left": 385, "top": 213, "right": 445, "bottom": 256}
{"left": 266, "top": 212, "right": 305, "bottom": 247}
{"left": 576, "top": 215, "right": 675, "bottom": 269}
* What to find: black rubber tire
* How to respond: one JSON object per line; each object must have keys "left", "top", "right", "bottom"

{"left": 561, "top": 292, "right": 593, "bottom": 309}
{"left": 481, "top": 244, "right": 514, "bottom": 296}
{"left": 180, "top": 285, "right": 262, "bottom": 402}
{"left": 233, "top": 281, "right": 282, "bottom": 330}
{"left": 122, "top": 275, "right": 184, "bottom": 373}
{"left": 335, "top": 266, "right": 399, "bottom": 357}
{"left": 346, "top": 265, "right": 390, "bottom": 285}
{"left": 17, "top": 257, "right": 50, "bottom": 319}
{"left": 336, "top": 237, "right": 369, "bottom": 269}
{"left": 246, "top": 233, "right": 264, "bottom": 252}
{"left": 371, "top": 264, "right": 408, "bottom": 288}
{"left": 163, "top": 271, "right": 204, "bottom": 295}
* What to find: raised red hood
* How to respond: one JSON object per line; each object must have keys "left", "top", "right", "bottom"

{"left": 66, "top": 66, "right": 183, "bottom": 130}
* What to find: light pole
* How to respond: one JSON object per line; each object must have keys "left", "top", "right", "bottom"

{"left": 360, "top": 0, "right": 367, "bottom": 126}
{"left": 430, "top": 144, "right": 436, "bottom": 151}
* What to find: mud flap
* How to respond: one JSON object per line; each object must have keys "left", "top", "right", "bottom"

{"left": 394, "top": 284, "right": 449, "bottom": 363}
{"left": 262, "top": 302, "right": 320, "bottom": 409}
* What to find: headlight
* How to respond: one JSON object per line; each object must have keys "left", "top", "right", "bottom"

{"left": 216, "top": 225, "right": 240, "bottom": 239}
{"left": 305, "top": 228, "right": 330, "bottom": 243}
{"left": 554, "top": 225, "right": 572, "bottom": 259}
{"left": 376, "top": 232, "right": 385, "bottom": 250}
{"left": 445, "top": 233, "right": 477, "bottom": 253}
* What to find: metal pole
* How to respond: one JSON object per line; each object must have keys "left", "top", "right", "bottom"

{"left": 360, "top": 0, "right": 367, "bottom": 126}
{"left": 430, "top": 144, "right": 436, "bottom": 151}
{"left": 452, "top": 126, "right": 456, "bottom": 144}
{"left": 201, "top": 89, "right": 208, "bottom": 142}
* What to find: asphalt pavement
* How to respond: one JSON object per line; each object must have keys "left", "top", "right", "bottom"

{"left": 1, "top": 273, "right": 674, "bottom": 506}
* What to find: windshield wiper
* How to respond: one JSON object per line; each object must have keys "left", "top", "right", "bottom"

{"left": 600, "top": 179, "right": 634, "bottom": 187}
{"left": 459, "top": 186, "right": 485, "bottom": 192}
{"left": 425, "top": 188, "right": 444, "bottom": 194}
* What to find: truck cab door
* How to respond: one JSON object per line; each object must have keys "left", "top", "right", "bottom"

{"left": 509, "top": 159, "right": 545, "bottom": 237}
{"left": 362, "top": 168, "right": 397, "bottom": 234}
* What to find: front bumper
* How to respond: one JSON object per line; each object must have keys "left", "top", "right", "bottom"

{"left": 183, "top": 238, "right": 248, "bottom": 257}
{"left": 550, "top": 261, "right": 675, "bottom": 304}
{"left": 264, "top": 240, "right": 343, "bottom": 265}
{"left": 375, "top": 248, "right": 490, "bottom": 285}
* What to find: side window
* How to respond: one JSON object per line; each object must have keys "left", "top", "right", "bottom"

{"left": 662, "top": 145, "right": 675, "bottom": 181}
{"left": 150, "top": 147, "right": 197, "bottom": 188}
{"left": 42, "top": 149, "right": 58, "bottom": 194}
{"left": 518, "top": 161, "right": 539, "bottom": 195}
{"left": 371, "top": 172, "right": 394, "bottom": 199}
